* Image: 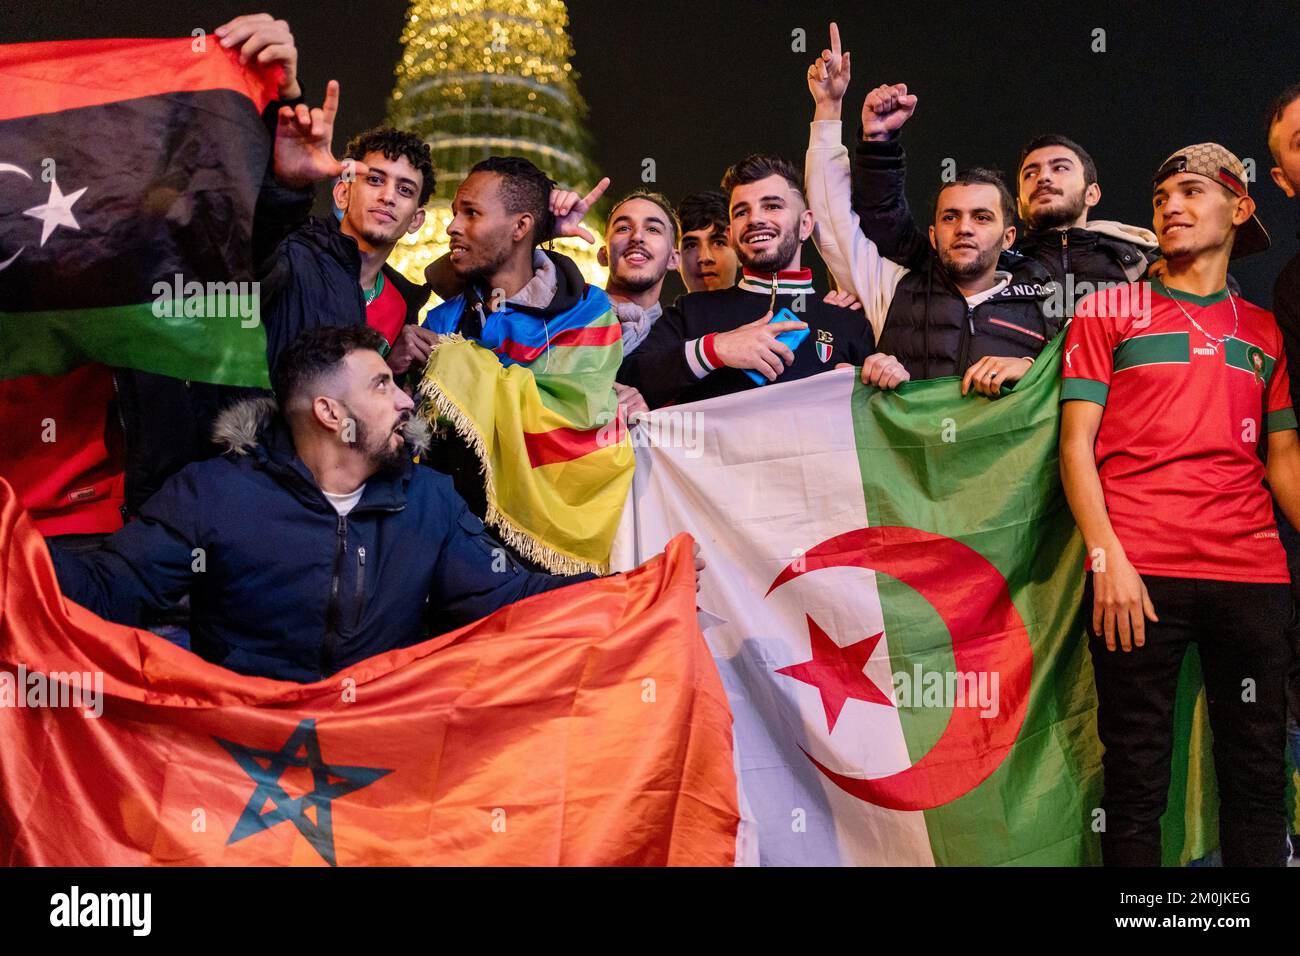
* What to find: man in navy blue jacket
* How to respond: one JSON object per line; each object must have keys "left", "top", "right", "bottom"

{"left": 51, "top": 326, "right": 586, "bottom": 683}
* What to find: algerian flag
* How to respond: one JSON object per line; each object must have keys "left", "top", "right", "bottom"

{"left": 614, "top": 334, "right": 1228, "bottom": 865}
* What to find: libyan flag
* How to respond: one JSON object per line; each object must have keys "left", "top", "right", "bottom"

{"left": 0, "top": 37, "right": 279, "bottom": 387}
{"left": 612, "top": 333, "right": 1295, "bottom": 865}
{"left": 0, "top": 481, "right": 738, "bottom": 866}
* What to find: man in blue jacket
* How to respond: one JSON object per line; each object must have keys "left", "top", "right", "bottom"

{"left": 51, "top": 326, "right": 587, "bottom": 683}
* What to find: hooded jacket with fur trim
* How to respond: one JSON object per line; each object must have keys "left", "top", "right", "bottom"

{"left": 50, "top": 398, "right": 583, "bottom": 683}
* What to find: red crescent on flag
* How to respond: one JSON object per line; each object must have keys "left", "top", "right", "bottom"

{"left": 766, "top": 526, "right": 1032, "bottom": 811}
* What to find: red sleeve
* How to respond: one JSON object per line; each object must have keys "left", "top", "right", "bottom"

{"left": 1059, "top": 297, "right": 1119, "bottom": 406}
{"left": 1267, "top": 337, "right": 1297, "bottom": 432}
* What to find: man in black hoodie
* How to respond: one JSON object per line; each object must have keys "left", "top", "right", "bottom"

{"left": 258, "top": 81, "right": 434, "bottom": 374}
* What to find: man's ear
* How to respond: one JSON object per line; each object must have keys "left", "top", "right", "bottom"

{"left": 597, "top": 244, "right": 610, "bottom": 267}
{"left": 406, "top": 207, "right": 426, "bottom": 235}
{"left": 928, "top": 224, "right": 938, "bottom": 250}
{"left": 312, "top": 395, "right": 343, "bottom": 434}
{"left": 1002, "top": 224, "right": 1017, "bottom": 250}
{"left": 1233, "top": 194, "right": 1258, "bottom": 227}
{"left": 513, "top": 213, "right": 534, "bottom": 244}
{"left": 1272, "top": 165, "right": 1296, "bottom": 199}
{"left": 798, "top": 206, "right": 815, "bottom": 242}
{"left": 1083, "top": 181, "right": 1102, "bottom": 211}
{"left": 331, "top": 179, "right": 350, "bottom": 213}
{"left": 667, "top": 247, "right": 681, "bottom": 271}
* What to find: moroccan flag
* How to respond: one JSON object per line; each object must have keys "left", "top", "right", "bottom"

{"left": 613, "top": 334, "right": 1266, "bottom": 865}
{"left": 0, "top": 37, "right": 278, "bottom": 387}
{"left": 419, "top": 330, "right": 634, "bottom": 575}
{"left": 0, "top": 481, "right": 737, "bottom": 866}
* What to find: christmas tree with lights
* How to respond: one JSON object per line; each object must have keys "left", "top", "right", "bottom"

{"left": 386, "top": 0, "right": 608, "bottom": 293}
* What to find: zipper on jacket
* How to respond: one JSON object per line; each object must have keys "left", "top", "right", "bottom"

{"left": 1060, "top": 231, "right": 1071, "bottom": 278}
{"left": 320, "top": 514, "right": 347, "bottom": 677}
{"left": 957, "top": 305, "right": 975, "bottom": 373}
{"left": 352, "top": 545, "right": 367, "bottom": 629}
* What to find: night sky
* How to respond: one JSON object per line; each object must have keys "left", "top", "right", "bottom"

{"left": 6, "top": 0, "right": 1300, "bottom": 302}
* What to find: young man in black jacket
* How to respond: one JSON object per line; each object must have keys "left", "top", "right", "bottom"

{"left": 618, "top": 154, "right": 876, "bottom": 408}
{"left": 51, "top": 326, "right": 588, "bottom": 683}
{"left": 804, "top": 28, "right": 1054, "bottom": 395}
{"left": 259, "top": 85, "right": 435, "bottom": 375}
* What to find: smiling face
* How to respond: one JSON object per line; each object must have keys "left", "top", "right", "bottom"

{"left": 332, "top": 150, "right": 427, "bottom": 249}
{"left": 678, "top": 224, "right": 738, "bottom": 292}
{"left": 598, "top": 197, "right": 680, "bottom": 296}
{"left": 1017, "top": 146, "right": 1099, "bottom": 230}
{"left": 728, "top": 174, "right": 814, "bottom": 273}
{"left": 928, "top": 182, "right": 1015, "bottom": 281}
{"left": 1152, "top": 172, "right": 1250, "bottom": 262}
{"left": 446, "top": 171, "right": 530, "bottom": 281}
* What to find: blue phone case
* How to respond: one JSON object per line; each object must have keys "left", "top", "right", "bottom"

{"left": 743, "top": 307, "right": 809, "bottom": 385}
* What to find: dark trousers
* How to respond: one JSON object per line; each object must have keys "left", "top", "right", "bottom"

{"left": 1084, "top": 574, "right": 1293, "bottom": 866}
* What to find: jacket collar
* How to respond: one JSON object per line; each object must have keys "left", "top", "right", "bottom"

{"left": 737, "top": 266, "right": 815, "bottom": 297}
{"left": 213, "top": 397, "right": 409, "bottom": 514}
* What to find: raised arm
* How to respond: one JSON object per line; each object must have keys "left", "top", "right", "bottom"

{"left": 804, "top": 25, "right": 909, "bottom": 343}
{"left": 851, "top": 83, "right": 930, "bottom": 271}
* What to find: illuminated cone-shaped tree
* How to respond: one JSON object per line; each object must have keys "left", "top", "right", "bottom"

{"left": 386, "top": 0, "right": 608, "bottom": 295}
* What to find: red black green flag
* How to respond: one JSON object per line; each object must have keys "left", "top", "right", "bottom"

{"left": 0, "top": 37, "right": 280, "bottom": 387}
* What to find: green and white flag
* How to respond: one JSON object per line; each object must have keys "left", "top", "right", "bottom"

{"left": 614, "top": 335, "right": 1229, "bottom": 865}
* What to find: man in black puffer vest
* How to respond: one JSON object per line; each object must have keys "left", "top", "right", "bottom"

{"left": 805, "top": 41, "right": 1055, "bottom": 396}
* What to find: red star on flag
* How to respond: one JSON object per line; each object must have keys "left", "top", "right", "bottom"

{"left": 776, "top": 615, "right": 894, "bottom": 733}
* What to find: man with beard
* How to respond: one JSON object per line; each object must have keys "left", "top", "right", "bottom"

{"left": 1014, "top": 134, "right": 1159, "bottom": 288}
{"left": 804, "top": 27, "right": 1055, "bottom": 394}
{"left": 258, "top": 81, "right": 436, "bottom": 374}
{"left": 676, "top": 190, "right": 740, "bottom": 293}
{"left": 617, "top": 154, "right": 877, "bottom": 409}
{"left": 599, "top": 190, "right": 681, "bottom": 353}
{"left": 1060, "top": 143, "right": 1300, "bottom": 865}
{"left": 50, "top": 326, "right": 588, "bottom": 683}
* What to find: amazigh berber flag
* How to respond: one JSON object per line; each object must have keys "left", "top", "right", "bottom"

{"left": 419, "top": 313, "right": 634, "bottom": 575}
{"left": 614, "top": 334, "right": 1243, "bottom": 865}
{"left": 0, "top": 480, "right": 738, "bottom": 866}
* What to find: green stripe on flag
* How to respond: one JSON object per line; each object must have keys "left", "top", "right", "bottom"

{"left": 1, "top": 299, "right": 270, "bottom": 387}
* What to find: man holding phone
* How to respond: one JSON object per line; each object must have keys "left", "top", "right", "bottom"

{"left": 618, "top": 154, "right": 877, "bottom": 408}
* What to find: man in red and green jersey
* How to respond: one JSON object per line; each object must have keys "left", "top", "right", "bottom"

{"left": 1060, "top": 142, "right": 1300, "bottom": 866}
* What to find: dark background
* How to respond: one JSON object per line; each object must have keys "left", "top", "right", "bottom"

{"left": 5, "top": 0, "right": 1300, "bottom": 302}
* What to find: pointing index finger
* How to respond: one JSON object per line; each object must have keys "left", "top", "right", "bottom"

{"left": 322, "top": 80, "right": 340, "bottom": 125}
{"left": 583, "top": 176, "right": 611, "bottom": 207}
{"left": 830, "top": 22, "right": 841, "bottom": 56}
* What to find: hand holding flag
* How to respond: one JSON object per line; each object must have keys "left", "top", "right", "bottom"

{"left": 215, "top": 13, "right": 302, "bottom": 99}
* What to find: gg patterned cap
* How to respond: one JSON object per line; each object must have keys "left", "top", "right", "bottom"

{"left": 1153, "top": 143, "right": 1270, "bottom": 259}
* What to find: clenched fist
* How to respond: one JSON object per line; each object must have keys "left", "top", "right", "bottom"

{"left": 862, "top": 83, "right": 918, "bottom": 142}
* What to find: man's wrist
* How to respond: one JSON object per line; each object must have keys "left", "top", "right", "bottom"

{"left": 812, "top": 102, "right": 843, "bottom": 122}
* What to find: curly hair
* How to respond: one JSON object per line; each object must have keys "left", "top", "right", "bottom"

{"left": 344, "top": 127, "right": 436, "bottom": 206}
